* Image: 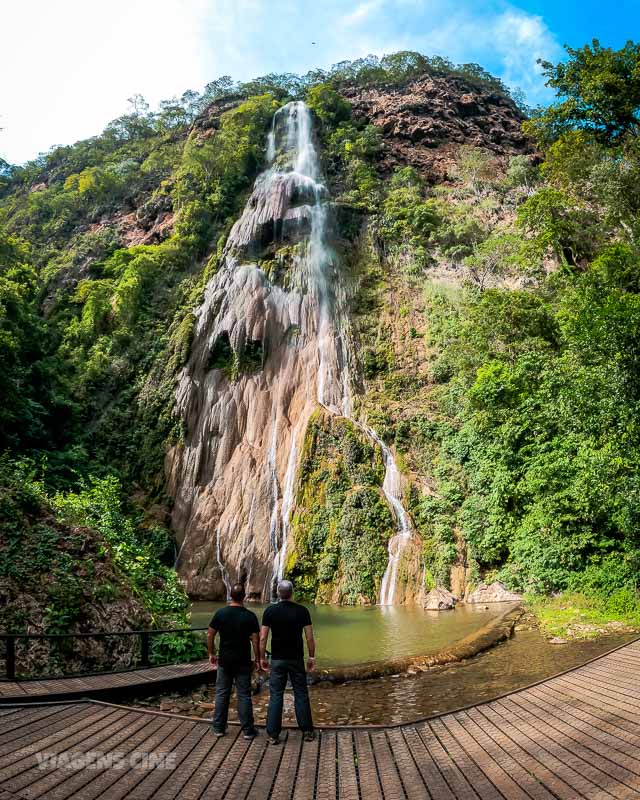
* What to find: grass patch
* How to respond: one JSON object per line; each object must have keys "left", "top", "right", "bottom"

{"left": 526, "top": 591, "right": 640, "bottom": 640}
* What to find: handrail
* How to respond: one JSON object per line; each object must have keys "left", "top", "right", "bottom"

{"left": 0, "top": 627, "right": 210, "bottom": 680}
{"left": 0, "top": 627, "right": 209, "bottom": 641}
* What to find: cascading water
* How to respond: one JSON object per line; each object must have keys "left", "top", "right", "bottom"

{"left": 363, "top": 427, "right": 413, "bottom": 605}
{"left": 167, "top": 100, "right": 413, "bottom": 603}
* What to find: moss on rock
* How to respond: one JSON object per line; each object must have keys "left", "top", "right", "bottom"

{"left": 286, "top": 408, "right": 392, "bottom": 604}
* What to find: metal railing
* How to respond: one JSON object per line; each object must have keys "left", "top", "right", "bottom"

{"left": 0, "top": 627, "right": 209, "bottom": 681}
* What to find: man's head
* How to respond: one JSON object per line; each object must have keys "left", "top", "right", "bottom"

{"left": 277, "top": 580, "right": 293, "bottom": 600}
{"left": 230, "top": 583, "right": 246, "bottom": 603}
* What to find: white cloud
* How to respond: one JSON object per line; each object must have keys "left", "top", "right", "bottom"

{"left": 493, "top": 10, "right": 561, "bottom": 96}
{"left": 0, "top": 0, "right": 209, "bottom": 163}
{"left": 341, "top": 0, "right": 384, "bottom": 27}
{"left": 0, "top": 0, "right": 561, "bottom": 164}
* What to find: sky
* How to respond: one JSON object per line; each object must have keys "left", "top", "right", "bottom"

{"left": 1, "top": 0, "right": 638, "bottom": 165}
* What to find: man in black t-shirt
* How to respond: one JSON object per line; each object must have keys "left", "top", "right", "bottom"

{"left": 260, "top": 580, "right": 315, "bottom": 743}
{"left": 208, "top": 583, "right": 260, "bottom": 738}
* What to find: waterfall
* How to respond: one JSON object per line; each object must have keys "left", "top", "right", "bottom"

{"left": 168, "top": 100, "right": 413, "bottom": 603}
{"left": 358, "top": 425, "right": 413, "bottom": 604}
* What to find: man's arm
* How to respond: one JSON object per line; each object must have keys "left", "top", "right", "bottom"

{"left": 304, "top": 624, "right": 315, "bottom": 672}
{"left": 207, "top": 627, "right": 218, "bottom": 667}
{"left": 250, "top": 631, "right": 260, "bottom": 671}
{"left": 259, "top": 625, "right": 270, "bottom": 671}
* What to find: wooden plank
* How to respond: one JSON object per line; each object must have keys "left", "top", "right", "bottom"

{"left": 534, "top": 683, "right": 640, "bottom": 742}
{"left": 469, "top": 705, "right": 579, "bottom": 800}
{"left": 493, "top": 698, "right": 622, "bottom": 799}
{"left": 386, "top": 727, "right": 430, "bottom": 800}
{"left": 0, "top": 660, "right": 212, "bottom": 703}
{"left": 551, "top": 676, "right": 640, "bottom": 725}
{"left": 0, "top": 705, "right": 85, "bottom": 745}
{"left": 429, "top": 718, "right": 499, "bottom": 800}
{"left": 401, "top": 727, "right": 455, "bottom": 800}
{"left": 317, "top": 731, "right": 338, "bottom": 800}
{"left": 12, "top": 712, "right": 163, "bottom": 800}
{"left": 204, "top": 732, "right": 252, "bottom": 798}
{"left": 558, "top": 672, "right": 640, "bottom": 711}
{"left": 575, "top": 666, "right": 640, "bottom": 702}
{"left": 0, "top": 707, "right": 118, "bottom": 773}
{"left": 125, "top": 720, "right": 209, "bottom": 800}
{"left": 353, "top": 731, "right": 383, "bottom": 800}
{"left": 64, "top": 717, "right": 191, "bottom": 800}
{"left": 505, "top": 694, "right": 640, "bottom": 792}
{"left": 455, "top": 710, "right": 555, "bottom": 800}
{"left": 225, "top": 735, "right": 268, "bottom": 800}
{"left": 369, "top": 729, "right": 404, "bottom": 800}
{"left": 418, "top": 722, "right": 480, "bottom": 800}
{"left": 441, "top": 713, "right": 529, "bottom": 800}
{"left": 481, "top": 702, "right": 612, "bottom": 800}
{"left": 292, "top": 730, "right": 319, "bottom": 800}
{"left": 337, "top": 731, "right": 359, "bottom": 800}
{"left": 141, "top": 727, "right": 222, "bottom": 800}
{"left": 526, "top": 686, "right": 640, "bottom": 767}
{"left": 270, "top": 730, "right": 303, "bottom": 800}
{"left": 246, "top": 730, "right": 287, "bottom": 800}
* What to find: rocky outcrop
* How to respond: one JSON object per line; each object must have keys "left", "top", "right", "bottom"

{"left": 423, "top": 587, "right": 457, "bottom": 610}
{"left": 166, "top": 103, "right": 354, "bottom": 600}
{"left": 340, "top": 74, "right": 529, "bottom": 181}
{"left": 467, "top": 581, "right": 522, "bottom": 604}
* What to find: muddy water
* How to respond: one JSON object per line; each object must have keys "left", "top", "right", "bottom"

{"left": 190, "top": 601, "right": 511, "bottom": 669}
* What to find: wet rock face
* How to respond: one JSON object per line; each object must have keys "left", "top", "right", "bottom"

{"left": 423, "top": 587, "right": 457, "bottom": 610}
{"left": 466, "top": 581, "right": 522, "bottom": 604}
{"left": 340, "top": 74, "right": 529, "bottom": 180}
{"left": 166, "top": 103, "right": 352, "bottom": 601}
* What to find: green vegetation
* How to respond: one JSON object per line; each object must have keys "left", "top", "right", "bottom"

{"left": 527, "top": 592, "right": 640, "bottom": 640}
{"left": 286, "top": 410, "right": 393, "bottom": 604}
{"left": 336, "top": 39, "right": 640, "bottom": 632}
{"left": 3, "top": 39, "right": 640, "bottom": 646}
{"left": 0, "top": 457, "right": 205, "bottom": 673}
{"left": 0, "top": 85, "right": 280, "bottom": 644}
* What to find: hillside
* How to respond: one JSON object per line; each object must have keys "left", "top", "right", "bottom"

{"left": 1, "top": 43, "right": 640, "bottom": 634}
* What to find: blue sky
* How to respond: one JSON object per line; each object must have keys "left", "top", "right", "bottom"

{"left": 1, "top": 0, "right": 638, "bottom": 165}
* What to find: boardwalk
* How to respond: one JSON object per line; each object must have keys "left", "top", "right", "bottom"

{"left": 0, "top": 661, "right": 214, "bottom": 704}
{"left": 2, "top": 638, "right": 640, "bottom": 799}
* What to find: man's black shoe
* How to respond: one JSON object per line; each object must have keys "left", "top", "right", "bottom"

{"left": 267, "top": 735, "right": 280, "bottom": 745}
{"left": 303, "top": 731, "right": 316, "bottom": 742}
{"left": 212, "top": 728, "right": 225, "bottom": 737}
{"left": 243, "top": 729, "right": 259, "bottom": 740}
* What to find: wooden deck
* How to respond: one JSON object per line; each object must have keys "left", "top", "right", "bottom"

{"left": 0, "top": 661, "right": 214, "bottom": 704}
{"left": 2, "top": 639, "right": 640, "bottom": 799}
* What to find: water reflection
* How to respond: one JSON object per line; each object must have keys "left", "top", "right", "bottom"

{"left": 191, "top": 601, "right": 510, "bottom": 669}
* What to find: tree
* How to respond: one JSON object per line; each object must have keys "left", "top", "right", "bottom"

{"left": 526, "top": 39, "right": 640, "bottom": 146}
{"left": 454, "top": 146, "right": 498, "bottom": 193}
{"left": 463, "top": 232, "right": 532, "bottom": 290}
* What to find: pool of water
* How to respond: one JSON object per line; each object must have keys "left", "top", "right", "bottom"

{"left": 134, "top": 626, "right": 637, "bottom": 726}
{"left": 190, "top": 600, "right": 513, "bottom": 668}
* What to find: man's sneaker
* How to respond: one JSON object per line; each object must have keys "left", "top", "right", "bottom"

{"left": 267, "top": 735, "right": 280, "bottom": 745}
{"left": 243, "top": 729, "right": 259, "bottom": 740}
{"left": 212, "top": 729, "right": 226, "bottom": 737}
{"left": 303, "top": 731, "right": 316, "bottom": 742}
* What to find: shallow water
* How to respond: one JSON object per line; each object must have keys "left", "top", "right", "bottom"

{"left": 190, "top": 600, "right": 511, "bottom": 668}
{"left": 139, "top": 626, "right": 636, "bottom": 726}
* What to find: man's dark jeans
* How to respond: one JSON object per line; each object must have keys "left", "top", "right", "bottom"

{"left": 266, "top": 659, "right": 313, "bottom": 737}
{"left": 212, "top": 663, "right": 254, "bottom": 735}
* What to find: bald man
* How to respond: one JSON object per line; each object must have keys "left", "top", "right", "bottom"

{"left": 259, "top": 580, "right": 315, "bottom": 744}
